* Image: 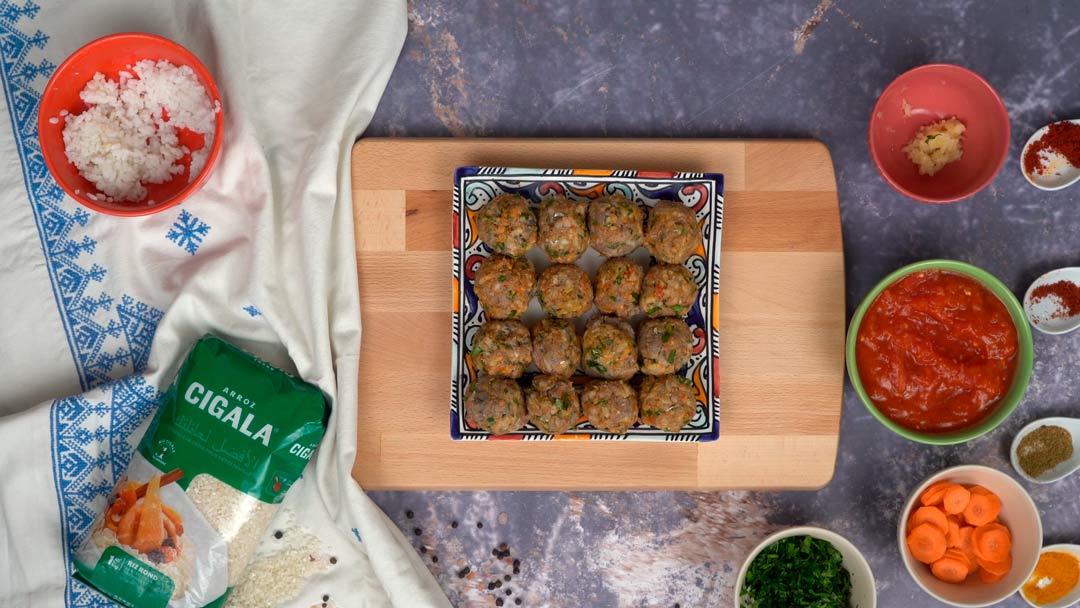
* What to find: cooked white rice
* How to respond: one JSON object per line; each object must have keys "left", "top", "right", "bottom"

{"left": 62, "top": 59, "right": 218, "bottom": 203}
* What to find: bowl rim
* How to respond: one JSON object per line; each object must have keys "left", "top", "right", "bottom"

{"left": 897, "top": 464, "right": 1044, "bottom": 607}
{"left": 868, "top": 62, "right": 1011, "bottom": 204}
{"left": 845, "top": 259, "right": 1035, "bottom": 445}
{"left": 734, "top": 525, "right": 876, "bottom": 608}
{"left": 37, "top": 32, "right": 224, "bottom": 217}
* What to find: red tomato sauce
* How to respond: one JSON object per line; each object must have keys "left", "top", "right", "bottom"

{"left": 855, "top": 270, "right": 1018, "bottom": 433}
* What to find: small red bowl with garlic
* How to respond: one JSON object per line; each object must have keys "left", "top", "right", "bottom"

{"left": 869, "top": 63, "right": 1009, "bottom": 204}
{"left": 38, "top": 32, "right": 223, "bottom": 216}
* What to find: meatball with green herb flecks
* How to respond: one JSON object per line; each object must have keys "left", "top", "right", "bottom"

{"left": 588, "top": 193, "right": 644, "bottom": 257}
{"left": 477, "top": 194, "right": 537, "bottom": 257}
{"left": 526, "top": 375, "right": 581, "bottom": 435}
{"left": 474, "top": 255, "right": 535, "bottom": 320}
{"left": 465, "top": 376, "right": 527, "bottom": 435}
{"left": 638, "top": 317, "right": 694, "bottom": 375}
{"left": 644, "top": 201, "right": 701, "bottom": 264}
{"left": 531, "top": 317, "right": 580, "bottom": 377}
{"left": 581, "top": 380, "right": 638, "bottom": 434}
{"left": 639, "top": 264, "right": 698, "bottom": 318}
{"left": 639, "top": 374, "right": 697, "bottom": 432}
{"left": 471, "top": 320, "right": 532, "bottom": 378}
{"left": 593, "top": 257, "right": 644, "bottom": 318}
{"left": 537, "top": 264, "right": 593, "bottom": 318}
{"left": 581, "top": 315, "right": 638, "bottom": 380}
{"left": 538, "top": 197, "right": 589, "bottom": 263}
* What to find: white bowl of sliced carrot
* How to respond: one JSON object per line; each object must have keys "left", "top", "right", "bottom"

{"left": 899, "top": 465, "right": 1043, "bottom": 607}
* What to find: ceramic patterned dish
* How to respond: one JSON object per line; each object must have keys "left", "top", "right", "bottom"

{"left": 451, "top": 167, "right": 724, "bottom": 441}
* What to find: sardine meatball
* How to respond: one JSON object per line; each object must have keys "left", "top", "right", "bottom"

{"left": 474, "top": 255, "right": 535, "bottom": 320}
{"left": 640, "top": 264, "right": 698, "bottom": 318}
{"left": 465, "top": 376, "right": 527, "bottom": 435}
{"left": 537, "top": 264, "right": 593, "bottom": 318}
{"left": 581, "top": 380, "right": 638, "bottom": 434}
{"left": 538, "top": 197, "right": 589, "bottom": 263}
{"left": 471, "top": 320, "right": 531, "bottom": 378}
{"left": 593, "top": 257, "right": 644, "bottom": 318}
{"left": 531, "top": 317, "right": 580, "bottom": 377}
{"left": 588, "top": 193, "right": 644, "bottom": 257}
{"left": 644, "top": 201, "right": 701, "bottom": 264}
{"left": 638, "top": 318, "right": 694, "bottom": 375}
{"left": 639, "top": 374, "right": 697, "bottom": 432}
{"left": 477, "top": 194, "right": 537, "bottom": 257}
{"left": 526, "top": 375, "right": 582, "bottom": 435}
{"left": 581, "top": 315, "right": 638, "bottom": 380}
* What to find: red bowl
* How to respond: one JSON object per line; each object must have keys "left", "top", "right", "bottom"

{"left": 869, "top": 64, "right": 1009, "bottom": 204}
{"left": 38, "top": 33, "right": 223, "bottom": 217}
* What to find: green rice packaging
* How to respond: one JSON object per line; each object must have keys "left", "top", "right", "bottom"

{"left": 74, "top": 335, "right": 329, "bottom": 607}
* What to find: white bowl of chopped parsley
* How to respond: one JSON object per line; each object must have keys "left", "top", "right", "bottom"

{"left": 736, "top": 526, "right": 876, "bottom": 608}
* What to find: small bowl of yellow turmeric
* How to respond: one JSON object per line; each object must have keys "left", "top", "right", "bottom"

{"left": 1021, "top": 545, "right": 1080, "bottom": 608}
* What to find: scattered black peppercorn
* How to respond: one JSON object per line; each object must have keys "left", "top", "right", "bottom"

{"left": 487, "top": 582, "right": 496, "bottom": 590}
{"left": 495, "top": 580, "right": 503, "bottom": 588}
{"left": 329, "top": 556, "right": 337, "bottom": 565}
{"left": 432, "top": 555, "right": 439, "bottom": 563}
{"left": 273, "top": 530, "right": 283, "bottom": 539}
{"left": 513, "top": 568, "right": 520, "bottom": 575}
{"left": 504, "top": 575, "right": 511, "bottom": 582}
{"left": 515, "top": 600, "right": 522, "bottom": 606}
{"left": 505, "top": 589, "right": 513, "bottom": 596}
{"left": 513, "top": 559, "right": 520, "bottom": 568}
{"left": 477, "top": 521, "right": 484, "bottom": 529}
{"left": 492, "top": 548, "right": 500, "bottom": 557}
{"left": 405, "top": 509, "right": 414, "bottom": 519}
{"left": 420, "top": 546, "right": 427, "bottom": 554}
{"left": 499, "top": 542, "right": 508, "bottom": 551}
{"left": 323, "top": 595, "right": 329, "bottom": 602}
{"left": 496, "top": 599, "right": 504, "bottom": 607}
{"left": 457, "top": 566, "right": 470, "bottom": 578}
{"left": 413, "top": 527, "right": 422, "bottom": 536}
{"left": 451, "top": 521, "right": 458, "bottom": 528}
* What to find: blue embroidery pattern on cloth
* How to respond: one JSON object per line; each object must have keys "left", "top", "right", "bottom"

{"left": 0, "top": 4, "right": 164, "bottom": 606}
{"left": 166, "top": 209, "right": 211, "bottom": 255}
{"left": 243, "top": 304, "right": 261, "bottom": 317}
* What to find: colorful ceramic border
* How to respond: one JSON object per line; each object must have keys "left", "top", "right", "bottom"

{"left": 451, "top": 167, "right": 724, "bottom": 442}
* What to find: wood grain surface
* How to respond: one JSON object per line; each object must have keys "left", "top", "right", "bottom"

{"left": 351, "top": 138, "right": 844, "bottom": 490}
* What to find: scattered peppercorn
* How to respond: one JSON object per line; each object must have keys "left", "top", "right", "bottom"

{"left": 405, "top": 509, "right": 414, "bottom": 519}
{"left": 451, "top": 521, "right": 459, "bottom": 528}
{"left": 487, "top": 582, "right": 496, "bottom": 590}
{"left": 323, "top": 595, "right": 329, "bottom": 602}
{"left": 496, "top": 600, "right": 504, "bottom": 607}
{"left": 499, "top": 542, "right": 508, "bottom": 551}
{"left": 477, "top": 521, "right": 484, "bottom": 529}
{"left": 504, "top": 575, "right": 511, "bottom": 582}
{"left": 505, "top": 589, "right": 513, "bottom": 596}
{"left": 457, "top": 566, "right": 471, "bottom": 578}
{"left": 513, "top": 559, "right": 520, "bottom": 568}
{"left": 413, "top": 527, "right": 422, "bottom": 536}
{"left": 420, "top": 546, "right": 427, "bottom": 554}
{"left": 515, "top": 600, "right": 522, "bottom": 606}
{"left": 329, "top": 556, "right": 337, "bottom": 565}
{"left": 273, "top": 530, "right": 283, "bottom": 539}
{"left": 432, "top": 555, "right": 439, "bottom": 563}
{"left": 492, "top": 548, "right": 500, "bottom": 557}
{"left": 495, "top": 580, "right": 503, "bottom": 588}
{"left": 513, "top": 567, "right": 520, "bottom": 575}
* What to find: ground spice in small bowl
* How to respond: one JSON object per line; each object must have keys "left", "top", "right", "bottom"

{"left": 1022, "top": 551, "right": 1080, "bottom": 605}
{"left": 1030, "top": 280, "right": 1080, "bottom": 321}
{"left": 1017, "top": 425, "right": 1074, "bottom": 478}
{"left": 1024, "top": 121, "right": 1080, "bottom": 176}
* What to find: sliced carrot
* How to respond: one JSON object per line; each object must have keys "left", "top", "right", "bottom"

{"left": 972, "top": 522, "right": 1011, "bottom": 563}
{"left": 920, "top": 481, "right": 953, "bottom": 506}
{"left": 977, "top": 553, "right": 1012, "bottom": 576}
{"left": 908, "top": 522, "right": 948, "bottom": 564}
{"left": 979, "top": 568, "right": 1005, "bottom": 584}
{"left": 963, "top": 492, "right": 1002, "bottom": 526}
{"left": 957, "top": 526, "right": 979, "bottom": 566}
{"left": 932, "top": 555, "right": 971, "bottom": 583}
{"left": 967, "top": 485, "right": 994, "bottom": 497}
{"left": 943, "top": 548, "right": 972, "bottom": 571}
{"left": 909, "top": 506, "right": 950, "bottom": 535}
{"left": 943, "top": 485, "right": 972, "bottom": 515}
{"left": 946, "top": 520, "right": 962, "bottom": 548}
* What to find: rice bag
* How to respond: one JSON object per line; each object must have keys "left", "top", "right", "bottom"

{"left": 73, "top": 335, "right": 329, "bottom": 608}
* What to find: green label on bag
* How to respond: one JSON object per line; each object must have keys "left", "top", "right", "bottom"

{"left": 74, "top": 547, "right": 174, "bottom": 608}
{"left": 138, "top": 335, "right": 328, "bottom": 503}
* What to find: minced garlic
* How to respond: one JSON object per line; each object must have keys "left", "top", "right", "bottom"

{"left": 902, "top": 118, "right": 966, "bottom": 176}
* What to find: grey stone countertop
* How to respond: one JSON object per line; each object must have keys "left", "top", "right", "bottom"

{"left": 363, "top": 1, "right": 1080, "bottom": 606}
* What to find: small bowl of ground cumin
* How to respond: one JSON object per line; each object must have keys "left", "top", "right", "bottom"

{"left": 869, "top": 64, "right": 1010, "bottom": 203}
{"left": 1011, "top": 418, "right": 1080, "bottom": 484}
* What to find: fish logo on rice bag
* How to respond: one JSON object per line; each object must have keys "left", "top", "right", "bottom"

{"left": 74, "top": 335, "right": 329, "bottom": 608}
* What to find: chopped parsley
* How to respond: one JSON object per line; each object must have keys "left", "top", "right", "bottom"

{"left": 586, "top": 360, "right": 608, "bottom": 374}
{"left": 487, "top": 416, "right": 496, "bottom": 425}
{"left": 498, "top": 274, "right": 507, "bottom": 282}
{"left": 671, "top": 305, "right": 683, "bottom": 314}
{"left": 740, "top": 535, "right": 852, "bottom": 608}
{"left": 667, "top": 350, "right": 677, "bottom": 364}
{"left": 925, "top": 134, "right": 939, "bottom": 143}
{"left": 554, "top": 397, "right": 568, "bottom": 411}
{"left": 661, "top": 328, "right": 673, "bottom": 343}
{"left": 646, "top": 306, "right": 661, "bottom": 315}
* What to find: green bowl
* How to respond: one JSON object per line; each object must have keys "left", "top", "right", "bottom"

{"left": 846, "top": 259, "right": 1034, "bottom": 445}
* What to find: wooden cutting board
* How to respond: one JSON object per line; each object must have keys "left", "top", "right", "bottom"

{"left": 350, "top": 138, "right": 844, "bottom": 490}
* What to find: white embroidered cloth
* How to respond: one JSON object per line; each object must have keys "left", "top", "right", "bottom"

{"left": 0, "top": 1, "right": 449, "bottom": 606}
